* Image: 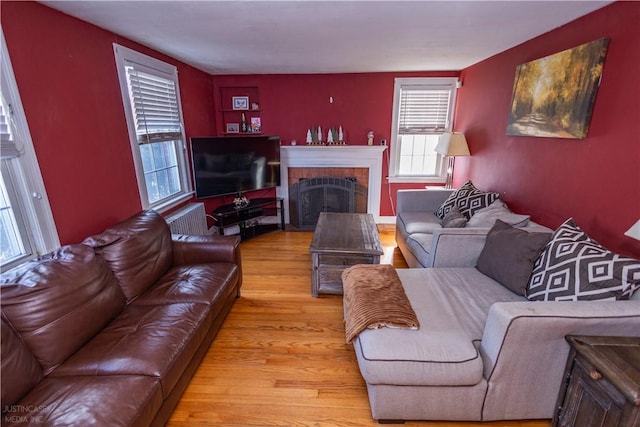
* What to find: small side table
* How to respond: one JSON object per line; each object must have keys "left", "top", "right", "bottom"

{"left": 552, "top": 335, "right": 640, "bottom": 427}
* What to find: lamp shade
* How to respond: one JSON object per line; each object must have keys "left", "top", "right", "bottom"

{"left": 624, "top": 219, "right": 640, "bottom": 241}
{"left": 435, "top": 132, "right": 470, "bottom": 156}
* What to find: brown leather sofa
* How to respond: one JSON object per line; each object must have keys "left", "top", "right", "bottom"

{"left": 1, "top": 210, "right": 242, "bottom": 427}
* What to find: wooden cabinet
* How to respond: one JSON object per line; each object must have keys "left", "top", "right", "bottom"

{"left": 220, "top": 86, "right": 262, "bottom": 135}
{"left": 552, "top": 336, "right": 640, "bottom": 427}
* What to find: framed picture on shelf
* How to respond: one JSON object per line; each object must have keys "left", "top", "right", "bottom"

{"left": 226, "top": 123, "right": 240, "bottom": 133}
{"left": 232, "top": 96, "right": 249, "bottom": 110}
{"left": 250, "top": 117, "right": 261, "bottom": 133}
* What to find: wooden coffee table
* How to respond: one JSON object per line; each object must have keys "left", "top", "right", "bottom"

{"left": 309, "top": 212, "right": 384, "bottom": 297}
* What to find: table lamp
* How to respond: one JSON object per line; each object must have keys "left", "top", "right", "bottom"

{"left": 434, "top": 132, "right": 470, "bottom": 189}
{"left": 624, "top": 219, "right": 640, "bottom": 241}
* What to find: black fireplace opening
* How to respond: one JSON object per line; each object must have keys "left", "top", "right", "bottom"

{"left": 289, "top": 176, "right": 367, "bottom": 229}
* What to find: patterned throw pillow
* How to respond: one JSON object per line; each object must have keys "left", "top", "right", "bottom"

{"left": 526, "top": 218, "right": 640, "bottom": 301}
{"left": 435, "top": 181, "right": 500, "bottom": 219}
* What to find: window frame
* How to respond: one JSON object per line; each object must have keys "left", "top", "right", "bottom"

{"left": 1, "top": 161, "right": 35, "bottom": 268}
{"left": 113, "top": 43, "right": 193, "bottom": 211}
{"left": 388, "top": 77, "right": 459, "bottom": 183}
{"left": 1, "top": 29, "right": 60, "bottom": 270}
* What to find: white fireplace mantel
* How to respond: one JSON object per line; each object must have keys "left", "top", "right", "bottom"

{"left": 277, "top": 145, "right": 387, "bottom": 224}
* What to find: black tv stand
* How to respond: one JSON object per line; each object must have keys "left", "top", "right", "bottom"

{"left": 211, "top": 197, "right": 284, "bottom": 241}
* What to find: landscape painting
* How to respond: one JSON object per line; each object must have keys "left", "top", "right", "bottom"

{"left": 506, "top": 37, "right": 609, "bottom": 139}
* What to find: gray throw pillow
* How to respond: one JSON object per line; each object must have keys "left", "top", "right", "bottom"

{"left": 527, "top": 218, "right": 640, "bottom": 301}
{"left": 477, "top": 219, "right": 551, "bottom": 296}
{"left": 467, "top": 200, "right": 530, "bottom": 228}
{"left": 440, "top": 206, "right": 467, "bottom": 228}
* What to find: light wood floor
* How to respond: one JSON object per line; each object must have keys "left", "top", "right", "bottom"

{"left": 167, "top": 227, "right": 550, "bottom": 427}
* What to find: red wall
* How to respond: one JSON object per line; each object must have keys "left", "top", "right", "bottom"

{"left": 454, "top": 1, "right": 640, "bottom": 257}
{"left": 2, "top": 0, "right": 457, "bottom": 230}
{"left": 211, "top": 72, "right": 458, "bottom": 215}
{"left": 1, "top": 1, "right": 215, "bottom": 244}
{"left": 4, "top": 1, "right": 638, "bottom": 257}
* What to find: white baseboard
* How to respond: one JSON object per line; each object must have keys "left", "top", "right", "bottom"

{"left": 376, "top": 216, "right": 396, "bottom": 224}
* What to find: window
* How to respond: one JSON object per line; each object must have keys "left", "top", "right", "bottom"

{"left": 1, "top": 30, "right": 60, "bottom": 270}
{"left": 388, "top": 78, "right": 458, "bottom": 182}
{"left": 0, "top": 139, "right": 32, "bottom": 267}
{"left": 114, "top": 44, "right": 192, "bottom": 211}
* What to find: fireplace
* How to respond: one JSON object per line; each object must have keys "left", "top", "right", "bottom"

{"left": 289, "top": 176, "right": 367, "bottom": 229}
{"left": 277, "top": 146, "right": 387, "bottom": 225}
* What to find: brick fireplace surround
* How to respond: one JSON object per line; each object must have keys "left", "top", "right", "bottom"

{"left": 277, "top": 146, "right": 387, "bottom": 224}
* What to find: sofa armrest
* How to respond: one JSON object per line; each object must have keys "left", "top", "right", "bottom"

{"left": 396, "top": 189, "right": 453, "bottom": 213}
{"left": 427, "top": 228, "right": 491, "bottom": 267}
{"left": 171, "top": 234, "right": 242, "bottom": 267}
{"left": 479, "top": 300, "right": 640, "bottom": 420}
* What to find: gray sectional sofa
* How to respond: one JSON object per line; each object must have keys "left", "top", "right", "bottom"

{"left": 345, "top": 185, "right": 640, "bottom": 423}
{"left": 352, "top": 265, "right": 640, "bottom": 422}
{"left": 395, "top": 188, "right": 552, "bottom": 268}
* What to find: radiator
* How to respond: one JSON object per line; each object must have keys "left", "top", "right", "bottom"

{"left": 165, "top": 203, "right": 209, "bottom": 235}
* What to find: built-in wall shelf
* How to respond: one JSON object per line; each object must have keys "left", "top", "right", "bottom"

{"left": 219, "top": 86, "right": 262, "bottom": 135}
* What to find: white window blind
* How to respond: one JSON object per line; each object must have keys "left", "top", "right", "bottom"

{"left": 125, "top": 65, "right": 183, "bottom": 145}
{"left": 388, "top": 77, "right": 458, "bottom": 182}
{"left": 0, "top": 103, "right": 19, "bottom": 159}
{"left": 398, "top": 86, "right": 452, "bottom": 134}
{"left": 114, "top": 43, "right": 192, "bottom": 211}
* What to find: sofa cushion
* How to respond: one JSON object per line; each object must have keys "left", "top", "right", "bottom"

{"left": 527, "top": 218, "right": 640, "bottom": 301}
{"left": 0, "top": 245, "right": 126, "bottom": 374}
{"left": 51, "top": 302, "right": 211, "bottom": 398}
{"left": 83, "top": 210, "right": 173, "bottom": 302}
{"left": 172, "top": 234, "right": 241, "bottom": 266}
{"left": 466, "top": 200, "right": 530, "bottom": 228}
{"left": 406, "top": 233, "right": 433, "bottom": 265}
{"left": 9, "top": 375, "right": 163, "bottom": 427}
{"left": 353, "top": 268, "right": 525, "bottom": 387}
{"left": 132, "top": 263, "right": 239, "bottom": 307}
{"left": 477, "top": 220, "right": 551, "bottom": 296}
{"left": 440, "top": 206, "right": 467, "bottom": 228}
{"left": 398, "top": 211, "right": 442, "bottom": 234}
{"left": 1, "top": 315, "right": 43, "bottom": 408}
{"left": 435, "top": 181, "right": 499, "bottom": 219}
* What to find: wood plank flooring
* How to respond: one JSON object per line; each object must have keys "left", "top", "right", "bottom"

{"left": 167, "top": 227, "right": 550, "bottom": 427}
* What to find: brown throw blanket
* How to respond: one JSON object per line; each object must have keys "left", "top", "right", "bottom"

{"left": 342, "top": 264, "right": 419, "bottom": 344}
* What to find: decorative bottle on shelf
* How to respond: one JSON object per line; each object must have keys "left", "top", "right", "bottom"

{"left": 241, "top": 113, "right": 248, "bottom": 133}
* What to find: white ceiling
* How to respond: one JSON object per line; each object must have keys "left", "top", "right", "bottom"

{"left": 40, "top": 0, "right": 612, "bottom": 75}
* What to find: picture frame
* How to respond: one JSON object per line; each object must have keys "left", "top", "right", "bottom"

{"left": 226, "top": 123, "right": 239, "bottom": 133}
{"left": 506, "top": 37, "right": 609, "bottom": 139}
{"left": 232, "top": 96, "right": 249, "bottom": 110}
{"left": 250, "top": 117, "right": 261, "bottom": 133}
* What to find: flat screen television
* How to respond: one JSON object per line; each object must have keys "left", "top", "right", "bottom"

{"left": 190, "top": 135, "right": 281, "bottom": 198}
